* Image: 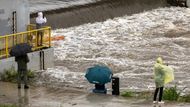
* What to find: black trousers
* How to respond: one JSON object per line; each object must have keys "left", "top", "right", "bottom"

{"left": 153, "top": 87, "right": 164, "bottom": 101}
{"left": 95, "top": 84, "right": 105, "bottom": 90}
{"left": 18, "top": 70, "right": 28, "bottom": 86}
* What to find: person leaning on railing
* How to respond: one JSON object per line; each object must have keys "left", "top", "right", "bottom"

{"left": 36, "top": 12, "right": 47, "bottom": 46}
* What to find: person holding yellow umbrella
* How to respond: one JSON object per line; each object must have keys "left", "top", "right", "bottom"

{"left": 153, "top": 57, "right": 174, "bottom": 104}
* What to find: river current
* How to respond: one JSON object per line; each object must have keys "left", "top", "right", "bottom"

{"left": 35, "top": 7, "right": 190, "bottom": 94}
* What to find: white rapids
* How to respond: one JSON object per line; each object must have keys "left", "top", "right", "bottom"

{"left": 39, "top": 7, "right": 190, "bottom": 93}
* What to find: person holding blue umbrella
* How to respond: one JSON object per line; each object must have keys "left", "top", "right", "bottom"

{"left": 85, "top": 65, "right": 113, "bottom": 94}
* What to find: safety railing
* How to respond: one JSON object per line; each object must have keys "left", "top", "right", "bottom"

{"left": 0, "top": 24, "right": 51, "bottom": 58}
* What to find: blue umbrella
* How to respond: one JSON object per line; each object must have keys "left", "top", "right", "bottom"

{"left": 85, "top": 65, "right": 112, "bottom": 85}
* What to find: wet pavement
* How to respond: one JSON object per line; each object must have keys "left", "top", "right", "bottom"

{"left": 0, "top": 82, "right": 85, "bottom": 107}
{"left": 0, "top": 82, "right": 190, "bottom": 107}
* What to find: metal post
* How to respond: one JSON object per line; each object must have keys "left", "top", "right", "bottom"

{"left": 49, "top": 27, "right": 51, "bottom": 47}
{"left": 35, "top": 31, "right": 37, "bottom": 49}
{"left": 5, "top": 36, "right": 9, "bottom": 58}
{"left": 112, "top": 76, "right": 120, "bottom": 95}
{"left": 22, "top": 34, "right": 24, "bottom": 43}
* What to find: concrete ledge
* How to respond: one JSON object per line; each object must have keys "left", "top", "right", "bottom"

{"left": 0, "top": 57, "right": 17, "bottom": 73}
{"left": 0, "top": 47, "right": 54, "bottom": 73}
{"left": 43, "top": 48, "right": 54, "bottom": 69}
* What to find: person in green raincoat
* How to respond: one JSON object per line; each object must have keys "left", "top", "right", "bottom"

{"left": 153, "top": 57, "right": 174, "bottom": 104}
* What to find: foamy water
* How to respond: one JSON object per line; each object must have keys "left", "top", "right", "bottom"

{"left": 39, "top": 7, "right": 190, "bottom": 93}
{"left": 29, "top": 0, "right": 101, "bottom": 13}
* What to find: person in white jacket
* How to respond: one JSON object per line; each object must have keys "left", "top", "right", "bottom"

{"left": 36, "top": 12, "right": 47, "bottom": 46}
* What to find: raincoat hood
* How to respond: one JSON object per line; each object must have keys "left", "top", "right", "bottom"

{"left": 38, "top": 12, "right": 43, "bottom": 18}
{"left": 156, "top": 57, "right": 163, "bottom": 64}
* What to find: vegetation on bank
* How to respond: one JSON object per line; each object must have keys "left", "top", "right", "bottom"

{"left": 0, "top": 104, "right": 17, "bottom": 107}
{"left": 163, "top": 86, "right": 180, "bottom": 101}
{"left": 121, "top": 91, "right": 152, "bottom": 100}
{"left": 0, "top": 67, "right": 36, "bottom": 83}
{"left": 122, "top": 86, "right": 190, "bottom": 103}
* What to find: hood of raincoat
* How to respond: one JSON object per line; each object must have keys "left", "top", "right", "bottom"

{"left": 38, "top": 12, "right": 43, "bottom": 17}
{"left": 156, "top": 57, "right": 163, "bottom": 64}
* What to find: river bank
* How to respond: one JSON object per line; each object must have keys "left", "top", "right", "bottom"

{"left": 30, "top": 0, "right": 167, "bottom": 29}
{"left": 0, "top": 82, "right": 190, "bottom": 107}
{"left": 29, "top": 0, "right": 102, "bottom": 13}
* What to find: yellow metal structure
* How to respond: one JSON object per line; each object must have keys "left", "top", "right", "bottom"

{"left": 0, "top": 24, "right": 51, "bottom": 58}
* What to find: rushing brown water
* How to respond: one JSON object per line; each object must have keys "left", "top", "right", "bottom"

{"left": 30, "top": 0, "right": 190, "bottom": 94}
{"left": 38, "top": 7, "right": 190, "bottom": 94}
{"left": 30, "top": 0, "right": 167, "bottom": 29}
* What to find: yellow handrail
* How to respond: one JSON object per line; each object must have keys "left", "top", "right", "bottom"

{"left": 5, "top": 37, "right": 9, "bottom": 58}
{"left": 0, "top": 24, "right": 51, "bottom": 58}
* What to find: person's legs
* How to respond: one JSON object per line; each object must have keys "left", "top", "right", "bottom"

{"left": 37, "top": 32, "right": 40, "bottom": 46}
{"left": 17, "top": 70, "right": 22, "bottom": 88}
{"left": 153, "top": 88, "right": 159, "bottom": 101}
{"left": 37, "top": 31, "right": 43, "bottom": 46}
{"left": 159, "top": 87, "right": 164, "bottom": 102}
{"left": 40, "top": 32, "right": 43, "bottom": 46}
{"left": 23, "top": 70, "right": 29, "bottom": 89}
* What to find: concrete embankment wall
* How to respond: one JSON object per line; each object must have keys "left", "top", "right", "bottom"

{"left": 0, "top": 0, "right": 29, "bottom": 36}
{"left": 0, "top": 48, "right": 54, "bottom": 73}
{"left": 30, "top": 0, "right": 167, "bottom": 29}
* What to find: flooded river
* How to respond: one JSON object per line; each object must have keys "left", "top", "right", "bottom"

{"left": 1, "top": 1, "right": 190, "bottom": 107}
{"left": 35, "top": 6, "right": 190, "bottom": 94}
{"left": 29, "top": 0, "right": 190, "bottom": 94}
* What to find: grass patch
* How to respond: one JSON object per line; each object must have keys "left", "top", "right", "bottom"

{"left": 163, "top": 86, "right": 180, "bottom": 101}
{"left": 0, "top": 67, "right": 36, "bottom": 83}
{"left": 0, "top": 104, "right": 17, "bottom": 107}
{"left": 121, "top": 91, "right": 134, "bottom": 97}
{"left": 121, "top": 91, "right": 152, "bottom": 100}
{"left": 122, "top": 86, "right": 190, "bottom": 103}
{"left": 163, "top": 86, "right": 190, "bottom": 102}
{"left": 179, "top": 94, "right": 190, "bottom": 102}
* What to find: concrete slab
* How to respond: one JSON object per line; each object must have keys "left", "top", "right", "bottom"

{"left": 0, "top": 48, "right": 54, "bottom": 73}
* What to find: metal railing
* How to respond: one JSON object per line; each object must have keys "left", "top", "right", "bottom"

{"left": 0, "top": 24, "right": 51, "bottom": 58}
